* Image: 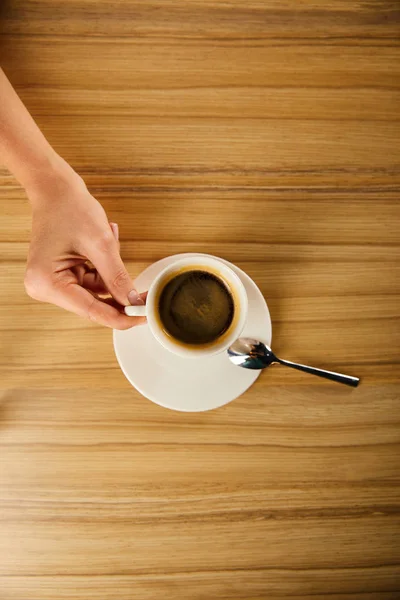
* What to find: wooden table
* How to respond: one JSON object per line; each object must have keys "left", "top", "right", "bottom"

{"left": 1, "top": 2, "right": 399, "bottom": 598}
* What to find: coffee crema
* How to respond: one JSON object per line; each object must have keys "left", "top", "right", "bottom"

{"left": 158, "top": 270, "right": 235, "bottom": 345}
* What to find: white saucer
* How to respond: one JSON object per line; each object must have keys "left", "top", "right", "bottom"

{"left": 113, "top": 254, "right": 272, "bottom": 412}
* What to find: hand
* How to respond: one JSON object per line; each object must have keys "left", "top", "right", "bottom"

{"left": 24, "top": 160, "right": 146, "bottom": 329}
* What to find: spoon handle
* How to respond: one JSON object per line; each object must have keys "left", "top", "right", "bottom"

{"left": 277, "top": 358, "right": 359, "bottom": 387}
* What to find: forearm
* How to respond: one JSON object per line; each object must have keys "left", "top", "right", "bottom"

{"left": 0, "top": 67, "right": 62, "bottom": 191}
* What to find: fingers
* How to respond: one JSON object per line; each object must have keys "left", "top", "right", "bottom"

{"left": 86, "top": 226, "right": 143, "bottom": 307}
{"left": 51, "top": 282, "right": 146, "bottom": 329}
{"left": 109, "top": 222, "right": 119, "bottom": 242}
{"left": 71, "top": 264, "right": 108, "bottom": 295}
{"left": 82, "top": 269, "right": 108, "bottom": 294}
{"left": 25, "top": 265, "right": 145, "bottom": 329}
{"left": 72, "top": 264, "right": 147, "bottom": 302}
{"left": 25, "top": 218, "right": 146, "bottom": 328}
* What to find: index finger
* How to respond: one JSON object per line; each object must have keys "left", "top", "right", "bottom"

{"left": 51, "top": 282, "right": 146, "bottom": 329}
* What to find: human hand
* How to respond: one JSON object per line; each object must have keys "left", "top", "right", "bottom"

{"left": 24, "top": 160, "right": 146, "bottom": 329}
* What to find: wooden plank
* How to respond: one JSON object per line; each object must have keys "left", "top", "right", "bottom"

{"left": 0, "top": 193, "right": 399, "bottom": 244}
{"left": 0, "top": 517, "right": 399, "bottom": 575}
{"left": 0, "top": 116, "right": 391, "bottom": 189}
{"left": 2, "top": 168, "right": 400, "bottom": 189}
{"left": 1, "top": 0, "right": 399, "bottom": 39}
{"left": 1, "top": 574, "right": 399, "bottom": 600}
{"left": 1, "top": 386, "right": 400, "bottom": 449}
{"left": 2, "top": 442, "right": 399, "bottom": 496}
{"left": 11, "top": 87, "right": 400, "bottom": 121}
{"left": 10, "top": 118, "right": 400, "bottom": 188}
{"left": 2, "top": 39, "right": 400, "bottom": 91}
{"left": 2, "top": 240, "right": 400, "bottom": 263}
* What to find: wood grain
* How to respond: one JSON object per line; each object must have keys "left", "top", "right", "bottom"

{"left": 1, "top": 0, "right": 399, "bottom": 40}
{"left": 0, "top": 0, "right": 399, "bottom": 599}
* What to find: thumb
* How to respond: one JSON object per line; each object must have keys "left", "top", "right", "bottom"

{"left": 88, "top": 236, "right": 143, "bottom": 307}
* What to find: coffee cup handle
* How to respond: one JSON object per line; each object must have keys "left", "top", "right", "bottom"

{"left": 124, "top": 305, "right": 147, "bottom": 317}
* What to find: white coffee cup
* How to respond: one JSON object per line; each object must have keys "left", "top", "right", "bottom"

{"left": 125, "top": 255, "right": 248, "bottom": 358}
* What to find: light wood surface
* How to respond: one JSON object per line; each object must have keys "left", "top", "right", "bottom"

{"left": 0, "top": 1, "right": 399, "bottom": 598}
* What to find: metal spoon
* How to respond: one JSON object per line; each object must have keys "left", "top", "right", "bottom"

{"left": 228, "top": 338, "right": 359, "bottom": 387}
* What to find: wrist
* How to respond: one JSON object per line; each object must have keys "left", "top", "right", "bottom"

{"left": 24, "top": 154, "right": 85, "bottom": 208}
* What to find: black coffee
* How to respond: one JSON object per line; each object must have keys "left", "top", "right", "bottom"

{"left": 158, "top": 270, "right": 235, "bottom": 345}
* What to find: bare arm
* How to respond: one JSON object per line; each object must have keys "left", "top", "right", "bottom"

{"left": 0, "top": 68, "right": 144, "bottom": 329}
{"left": 0, "top": 67, "right": 61, "bottom": 190}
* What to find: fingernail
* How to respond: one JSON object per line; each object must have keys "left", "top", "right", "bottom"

{"left": 110, "top": 222, "right": 119, "bottom": 241}
{"left": 128, "top": 289, "right": 145, "bottom": 306}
